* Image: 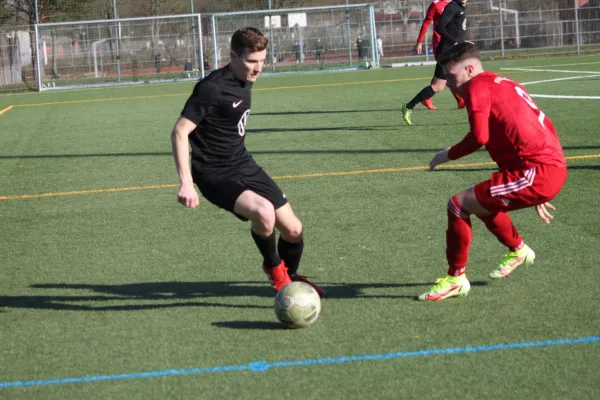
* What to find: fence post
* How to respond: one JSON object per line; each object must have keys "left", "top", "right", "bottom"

{"left": 197, "top": 14, "right": 204, "bottom": 78}
{"left": 211, "top": 14, "right": 218, "bottom": 77}
{"left": 111, "top": 0, "right": 121, "bottom": 82}
{"left": 190, "top": 0, "right": 200, "bottom": 71}
{"left": 422, "top": 0, "right": 429, "bottom": 62}
{"left": 34, "top": 23, "right": 42, "bottom": 91}
{"left": 498, "top": 0, "right": 505, "bottom": 57}
{"left": 268, "top": 0, "right": 276, "bottom": 72}
{"left": 370, "top": 4, "right": 377, "bottom": 67}
{"left": 346, "top": 2, "right": 352, "bottom": 67}
{"left": 574, "top": 0, "right": 581, "bottom": 55}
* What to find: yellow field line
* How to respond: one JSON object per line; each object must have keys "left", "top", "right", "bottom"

{"left": 7, "top": 78, "right": 423, "bottom": 108}
{"left": 253, "top": 77, "right": 429, "bottom": 92}
{"left": 0, "top": 105, "right": 14, "bottom": 115}
{"left": 6, "top": 71, "right": 530, "bottom": 109}
{"left": 0, "top": 184, "right": 178, "bottom": 201}
{"left": 1, "top": 154, "right": 597, "bottom": 201}
{"left": 13, "top": 93, "right": 187, "bottom": 108}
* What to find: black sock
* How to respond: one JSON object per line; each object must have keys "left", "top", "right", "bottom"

{"left": 251, "top": 230, "right": 281, "bottom": 268}
{"left": 407, "top": 86, "right": 436, "bottom": 109}
{"left": 278, "top": 235, "right": 304, "bottom": 276}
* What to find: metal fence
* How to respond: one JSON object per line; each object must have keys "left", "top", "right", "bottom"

{"left": 1, "top": 0, "right": 599, "bottom": 91}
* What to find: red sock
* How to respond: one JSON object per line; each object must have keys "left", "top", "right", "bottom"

{"left": 446, "top": 197, "right": 472, "bottom": 277}
{"left": 477, "top": 212, "right": 523, "bottom": 252}
{"left": 451, "top": 91, "right": 464, "bottom": 104}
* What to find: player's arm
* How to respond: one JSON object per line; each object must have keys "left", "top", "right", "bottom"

{"left": 171, "top": 116, "right": 198, "bottom": 208}
{"left": 447, "top": 109, "right": 490, "bottom": 159}
{"left": 435, "top": 3, "right": 460, "bottom": 44}
{"left": 415, "top": 3, "right": 436, "bottom": 53}
{"left": 429, "top": 82, "right": 491, "bottom": 170}
{"left": 171, "top": 81, "right": 218, "bottom": 208}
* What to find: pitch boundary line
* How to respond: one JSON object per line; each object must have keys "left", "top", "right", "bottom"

{"left": 1, "top": 335, "right": 598, "bottom": 389}
{"left": 500, "top": 67, "right": 600, "bottom": 74}
{"left": 0, "top": 105, "right": 14, "bottom": 115}
{"left": 2, "top": 77, "right": 428, "bottom": 109}
{"left": 514, "top": 61, "right": 600, "bottom": 69}
{"left": 531, "top": 94, "right": 600, "bottom": 100}
{"left": 1, "top": 154, "right": 598, "bottom": 201}
{"left": 2, "top": 72, "right": 532, "bottom": 109}
{"left": 521, "top": 74, "right": 600, "bottom": 86}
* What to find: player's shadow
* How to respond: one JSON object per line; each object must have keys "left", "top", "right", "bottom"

{"left": 212, "top": 321, "right": 287, "bottom": 330}
{"left": 252, "top": 109, "right": 399, "bottom": 116}
{"left": 246, "top": 125, "right": 396, "bottom": 134}
{"left": 0, "top": 280, "right": 488, "bottom": 312}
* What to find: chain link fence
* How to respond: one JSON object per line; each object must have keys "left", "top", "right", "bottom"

{"left": 1, "top": 1, "right": 599, "bottom": 91}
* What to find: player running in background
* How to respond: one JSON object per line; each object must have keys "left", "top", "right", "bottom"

{"left": 171, "top": 27, "right": 325, "bottom": 297}
{"left": 413, "top": 0, "right": 465, "bottom": 111}
{"left": 402, "top": 0, "right": 467, "bottom": 125}
{"left": 419, "top": 42, "right": 567, "bottom": 301}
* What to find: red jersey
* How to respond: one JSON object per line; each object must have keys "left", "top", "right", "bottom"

{"left": 416, "top": 0, "right": 452, "bottom": 54}
{"left": 448, "top": 72, "right": 566, "bottom": 170}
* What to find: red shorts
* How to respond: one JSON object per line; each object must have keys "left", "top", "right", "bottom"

{"left": 474, "top": 164, "right": 567, "bottom": 212}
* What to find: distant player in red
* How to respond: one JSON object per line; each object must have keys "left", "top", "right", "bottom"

{"left": 419, "top": 43, "right": 567, "bottom": 301}
{"left": 412, "top": 0, "right": 465, "bottom": 111}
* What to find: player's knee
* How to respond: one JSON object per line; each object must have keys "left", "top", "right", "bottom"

{"left": 432, "top": 81, "right": 446, "bottom": 93}
{"left": 447, "top": 195, "right": 470, "bottom": 219}
{"left": 254, "top": 202, "right": 276, "bottom": 230}
{"left": 282, "top": 221, "right": 303, "bottom": 242}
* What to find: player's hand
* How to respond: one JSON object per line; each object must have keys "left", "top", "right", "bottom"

{"left": 535, "top": 202, "right": 556, "bottom": 224}
{"left": 177, "top": 183, "right": 199, "bottom": 208}
{"left": 415, "top": 43, "right": 423, "bottom": 55}
{"left": 429, "top": 148, "right": 451, "bottom": 171}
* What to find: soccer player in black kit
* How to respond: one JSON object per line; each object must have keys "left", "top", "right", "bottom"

{"left": 171, "top": 27, "right": 325, "bottom": 297}
{"left": 401, "top": 0, "right": 467, "bottom": 125}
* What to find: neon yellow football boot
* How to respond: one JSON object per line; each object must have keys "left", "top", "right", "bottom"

{"left": 418, "top": 275, "right": 470, "bottom": 301}
{"left": 489, "top": 245, "right": 535, "bottom": 279}
{"left": 401, "top": 104, "right": 412, "bottom": 126}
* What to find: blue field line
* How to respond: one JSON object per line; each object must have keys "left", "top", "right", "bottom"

{"left": 1, "top": 335, "right": 598, "bottom": 389}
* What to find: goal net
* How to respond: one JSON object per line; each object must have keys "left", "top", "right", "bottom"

{"left": 34, "top": 14, "right": 204, "bottom": 91}
{"left": 209, "top": 3, "right": 377, "bottom": 75}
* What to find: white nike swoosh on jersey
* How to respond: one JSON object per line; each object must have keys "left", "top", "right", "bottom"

{"left": 233, "top": 100, "right": 243, "bottom": 108}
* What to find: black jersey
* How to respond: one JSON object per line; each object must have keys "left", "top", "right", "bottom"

{"left": 435, "top": 0, "right": 467, "bottom": 50}
{"left": 181, "top": 66, "right": 254, "bottom": 177}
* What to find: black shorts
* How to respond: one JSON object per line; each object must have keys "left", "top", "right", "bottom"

{"left": 433, "top": 62, "right": 446, "bottom": 80}
{"left": 433, "top": 43, "right": 452, "bottom": 80}
{"left": 192, "top": 162, "right": 288, "bottom": 221}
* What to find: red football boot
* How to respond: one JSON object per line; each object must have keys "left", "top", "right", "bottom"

{"left": 263, "top": 261, "right": 292, "bottom": 292}
{"left": 452, "top": 92, "right": 466, "bottom": 109}
{"left": 290, "top": 274, "right": 326, "bottom": 298}
{"left": 421, "top": 98, "right": 437, "bottom": 110}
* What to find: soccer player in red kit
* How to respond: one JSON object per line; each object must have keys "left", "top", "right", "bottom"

{"left": 419, "top": 43, "right": 567, "bottom": 301}
{"left": 413, "top": 0, "right": 464, "bottom": 110}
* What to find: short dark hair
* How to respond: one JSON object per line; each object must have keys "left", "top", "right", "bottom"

{"left": 230, "top": 27, "right": 268, "bottom": 56}
{"left": 437, "top": 42, "right": 481, "bottom": 73}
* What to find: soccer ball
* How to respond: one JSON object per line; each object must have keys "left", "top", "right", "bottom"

{"left": 274, "top": 282, "right": 321, "bottom": 328}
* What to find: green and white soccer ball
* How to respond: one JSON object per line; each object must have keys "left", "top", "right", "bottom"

{"left": 274, "top": 282, "right": 321, "bottom": 328}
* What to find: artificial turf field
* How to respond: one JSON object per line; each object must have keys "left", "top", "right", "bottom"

{"left": 1, "top": 54, "right": 599, "bottom": 399}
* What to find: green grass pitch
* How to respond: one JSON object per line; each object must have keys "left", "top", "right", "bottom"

{"left": 1, "top": 54, "right": 599, "bottom": 399}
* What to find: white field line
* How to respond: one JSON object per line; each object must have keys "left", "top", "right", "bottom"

{"left": 504, "top": 68, "right": 600, "bottom": 99}
{"left": 513, "top": 61, "right": 600, "bottom": 69}
{"left": 521, "top": 74, "right": 600, "bottom": 85}
{"left": 500, "top": 67, "right": 600, "bottom": 74}
{"left": 530, "top": 94, "right": 600, "bottom": 100}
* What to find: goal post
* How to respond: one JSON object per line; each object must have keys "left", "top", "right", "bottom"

{"left": 34, "top": 14, "right": 204, "bottom": 91}
{"left": 210, "top": 3, "right": 377, "bottom": 75}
